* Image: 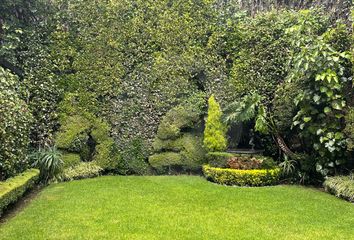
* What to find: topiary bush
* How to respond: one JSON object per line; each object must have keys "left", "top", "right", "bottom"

{"left": 203, "top": 95, "right": 227, "bottom": 152}
{"left": 149, "top": 94, "right": 206, "bottom": 172}
{"left": 62, "top": 153, "right": 81, "bottom": 169}
{"left": 55, "top": 94, "right": 121, "bottom": 172}
{"left": 0, "top": 67, "right": 33, "bottom": 180}
{"left": 324, "top": 175, "right": 354, "bottom": 202}
{"left": 203, "top": 165, "right": 281, "bottom": 187}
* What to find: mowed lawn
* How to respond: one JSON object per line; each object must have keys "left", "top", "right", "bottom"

{"left": 0, "top": 176, "right": 354, "bottom": 240}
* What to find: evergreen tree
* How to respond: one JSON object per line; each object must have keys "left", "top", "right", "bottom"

{"left": 203, "top": 95, "right": 227, "bottom": 152}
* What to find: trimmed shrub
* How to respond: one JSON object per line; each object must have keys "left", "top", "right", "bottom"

{"left": 203, "top": 165, "right": 281, "bottom": 186}
{"left": 62, "top": 153, "right": 81, "bottom": 169}
{"left": 324, "top": 175, "right": 354, "bottom": 202}
{"left": 0, "top": 169, "right": 40, "bottom": 216}
{"left": 203, "top": 95, "right": 227, "bottom": 152}
{"left": 149, "top": 134, "right": 206, "bottom": 171}
{"left": 56, "top": 95, "right": 121, "bottom": 171}
{"left": 120, "top": 138, "right": 151, "bottom": 175}
{"left": 206, "top": 152, "right": 234, "bottom": 168}
{"left": 62, "top": 162, "right": 103, "bottom": 181}
{"left": 149, "top": 94, "right": 206, "bottom": 172}
{"left": 149, "top": 152, "right": 183, "bottom": 169}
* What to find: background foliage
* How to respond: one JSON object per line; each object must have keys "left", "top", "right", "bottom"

{"left": 0, "top": 0, "right": 353, "bottom": 182}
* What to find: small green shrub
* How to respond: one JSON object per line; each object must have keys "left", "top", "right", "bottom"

{"left": 62, "top": 153, "right": 81, "bottom": 169}
{"left": 206, "top": 152, "right": 234, "bottom": 168}
{"left": 32, "top": 146, "right": 63, "bottom": 183}
{"left": 324, "top": 175, "right": 354, "bottom": 202}
{"left": 344, "top": 108, "right": 354, "bottom": 151}
{"left": 62, "top": 162, "right": 103, "bottom": 181}
{"left": 149, "top": 152, "right": 183, "bottom": 169}
{"left": 203, "top": 165, "right": 281, "bottom": 186}
{"left": 203, "top": 95, "right": 227, "bottom": 152}
{"left": 0, "top": 169, "right": 40, "bottom": 216}
{"left": 120, "top": 138, "right": 151, "bottom": 175}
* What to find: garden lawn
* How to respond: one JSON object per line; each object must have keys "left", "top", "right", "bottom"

{"left": 0, "top": 176, "right": 354, "bottom": 240}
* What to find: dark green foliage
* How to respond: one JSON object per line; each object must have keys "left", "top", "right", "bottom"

{"left": 149, "top": 152, "right": 183, "bottom": 170}
{"left": 0, "top": 0, "right": 60, "bottom": 147}
{"left": 32, "top": 146, "right": 63, "bottom": 183}
{"left": 51, "top": 0, "right": 231, "bottom": 157}
{"left": 120, "top": 138, "right": 151, "bottom": 175}
{"left": 203, "top": 165, "right": 281, "bottom": 186}
{"left": 0, "top": 67, "right": 32, "bottom": 180}
{"left": 0, "top": 169, "right": 39, "bottom": 216}
{"left": 344, "top": 108, "right": 354, "bottom": 151}
{"left": 287, "top": 16, "right": 351, "bottom": 176}
{"left": 272, "top": 81, "right": 300, "bottom": 133}
{"left": 324, "top": 175, "right": 354, "bottom": 202}
{"left": 62, "top": 162, "right": 103, "bottom": 181}
{"left": 206, "top": 152, "right": 235, "bottom": 168}
{"left": 228, "top": 11, "right": 299, "bottom": 104}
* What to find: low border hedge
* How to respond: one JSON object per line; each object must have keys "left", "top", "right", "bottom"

{"left": 0, "top": 168, "right": 40, "bottom": 216}
{"left": 62, "top": 162, "right": 103, "bottom": 181}
{"left": 323, "top": 175, "right": 354, "bottom": 202}
{"left": 202, "top": 165, "right": 281, "bottom": 187}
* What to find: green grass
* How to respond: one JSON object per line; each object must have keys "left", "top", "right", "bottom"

{"left": 0, "top": 176, "right": 354, "bottom": 240}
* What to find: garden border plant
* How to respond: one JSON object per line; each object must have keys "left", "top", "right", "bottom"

{"left": 203, "top": 165, "right": 281, "bottom": 187}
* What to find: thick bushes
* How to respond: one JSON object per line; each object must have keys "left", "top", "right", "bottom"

{"left": 324, "top": 175, "right": 354, "bottom": 202}
{"left": 0, "top": 67, "right": 33, "bottom": 180}
{"left": 0, "top": 169, "right": 39, "bottom": 216}
{"left": 203, "top": 165, "right": 281, "bottom": 187}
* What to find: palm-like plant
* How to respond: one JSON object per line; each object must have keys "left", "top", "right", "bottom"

{"left": 223, "top": 92, "right": 270, "bottom": 134}
{"left": 223, "top": 92, "right": 294, "bottom": 157}
{"left": 32, "top": 146, "right": 63, "bottom": 183}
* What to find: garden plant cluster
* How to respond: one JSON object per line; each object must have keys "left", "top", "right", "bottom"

{"left": 0, "top": 0, "right": 354, "bottom": 221}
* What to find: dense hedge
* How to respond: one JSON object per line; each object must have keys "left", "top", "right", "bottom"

{"left": 0, "top": 67, "right": 33, "bottom": 180}
{"left": 1, "top": 1, "right": 353, "bottom": 181}
{"left": 203, "top": 165, "right": 281, "bottom": 186}
{"left": 324, "top": 175, "right": 354, "bottom": 202}
{"left": 0, "top": 169, "right": 40, "bottom": 216}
